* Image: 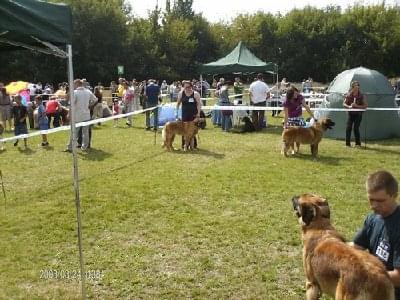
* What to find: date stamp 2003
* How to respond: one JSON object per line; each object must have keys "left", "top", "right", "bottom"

{"left": 39, "top": 269, "right": 104, "bottom": 281}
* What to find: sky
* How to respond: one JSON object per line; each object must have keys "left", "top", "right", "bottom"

{"left": 128, "top": 0, "right": 400, "bottom": 23}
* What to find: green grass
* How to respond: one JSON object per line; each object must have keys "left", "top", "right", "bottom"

{"left": 0, "top": 114, "right": 399, "bottom": 299}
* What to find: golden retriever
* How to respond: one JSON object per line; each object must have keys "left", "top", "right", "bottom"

{"left": 292, "top": 193, "right": 394, "bottom": 300}
{"left": 162, "top": 118, "right": 203, "bottom": 151}
{"left": 282, "top": 118, "right": 335, "bottom": 158}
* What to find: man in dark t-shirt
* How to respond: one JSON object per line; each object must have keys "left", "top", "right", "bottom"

{"left": 144, "top": 79, "right": 160, "bottom": 130}
{"left": 353, "top": 170, "right": 400, "bottom": 299}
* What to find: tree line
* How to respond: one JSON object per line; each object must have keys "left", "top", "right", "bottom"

{"left": 1, "top": 0, "right": 399, "bottom": 85}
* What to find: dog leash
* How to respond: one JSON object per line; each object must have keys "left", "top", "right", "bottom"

{"left": 0, "top": 170, "right": 7, "bottom": 212}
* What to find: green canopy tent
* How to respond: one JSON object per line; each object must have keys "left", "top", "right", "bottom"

{"left": 200, "top": 41, "right": 277, "bottom": 75}
{"left": 319, "top": 67, "right": 400, "bottom": 140}
{"left": 0, "top": 1, "right": 87, "bottom": 298}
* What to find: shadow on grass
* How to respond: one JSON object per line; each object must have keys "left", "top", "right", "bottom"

{"left": 284, "top": 153, "right": 352, "bottom": 165}
{"left": 171, "top": 148, "right": 225, "bottom": 159}
{"left": 78, "top": 148, "right": 113, "bottom": 161}
{"left": 361, "top": 146, "right": 400, "bottom": 156}
{"left": 17, "top": 147, "right": 35, "bottom": 155}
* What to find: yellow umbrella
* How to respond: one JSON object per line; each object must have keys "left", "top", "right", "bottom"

{"left": 5, "top": 81, "right": 29, "bottom": 95}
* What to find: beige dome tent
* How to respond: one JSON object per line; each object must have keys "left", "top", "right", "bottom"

{"left": 319, "top": 67, "right": 400, "bottom": 140}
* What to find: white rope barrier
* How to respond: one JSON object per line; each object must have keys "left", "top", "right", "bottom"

{"left": 0, "top": 106, "right": 156, "bottom": 143}
{"left": 1, "top": 100, "right": 399, "bottom": 143}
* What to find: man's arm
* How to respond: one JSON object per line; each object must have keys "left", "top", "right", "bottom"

{"left": 176, "top": 91, "right": 182, "bottom": 119}
{"left": 194, "top": 92, "right": 201, "bottom": 118}
{"left": 388, "top": 268, "right": 400, "bottom": 287}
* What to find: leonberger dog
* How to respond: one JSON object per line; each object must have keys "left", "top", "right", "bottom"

{"left": 162, "top": 118, "right": 203, "bottom": 151}
{"left": 292, "top": 194, "right": 394, "bottom": 300}
{"left": 282, "top": 118, "right": 335, "bottom": 158}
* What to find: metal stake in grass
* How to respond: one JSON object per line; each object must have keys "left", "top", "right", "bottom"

{"left": 0, "top": 170, "right": 7, "bottom": 212}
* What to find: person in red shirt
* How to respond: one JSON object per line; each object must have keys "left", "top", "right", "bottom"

{"left": 45, "top": 96, "right": 61, "bottom": 128}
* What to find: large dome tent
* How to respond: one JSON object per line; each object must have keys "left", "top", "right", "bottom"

{"left": 319, "top": 67, "right": 400, "bottom": 140}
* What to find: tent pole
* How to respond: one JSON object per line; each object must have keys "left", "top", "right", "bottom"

{"left": 364, "top": 113, "right": 367, "bottom": 149}
{"left": 67, "top": 44, "right": 87, "bottom": 300}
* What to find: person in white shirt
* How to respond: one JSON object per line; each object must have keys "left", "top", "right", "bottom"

{"left": 249, "top": 73, "right": 270, "bottom": 131}
{"left": 65, "top": 79, "right": 97, "bottom": 152}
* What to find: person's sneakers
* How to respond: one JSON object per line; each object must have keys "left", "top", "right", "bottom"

{"left": 126, "top": 122, "right": 132, "bottom": 127}
{"left": 346, "top": 144, "right": 351, "bottom": 147}
{"left": 355, "top": 144, "right": 362, "bottom": 149}
{"left": 13, "top": 140, "right": 18, "bottom": 147}
{"left": 63, "top": 148, "right": 72, "bottom": 153}
{"left": 41, "top": 142, "right": 49, "bottom": 147}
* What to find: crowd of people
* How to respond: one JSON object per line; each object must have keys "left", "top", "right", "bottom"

{"left": 0, "top": 73, "right": 373, "bottom": 150}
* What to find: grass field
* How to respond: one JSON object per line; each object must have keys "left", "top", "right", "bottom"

{"left": 0, "top": 113, "right": 399, "bottom": 299}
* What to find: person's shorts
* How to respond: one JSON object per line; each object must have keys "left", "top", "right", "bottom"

{"left": 15, "top": 123, "right": 28, "bottom": 135}
{"left": 0, "top": 105, "right": 11, "bottom": 120}
{"left": 287, "top": 117, "right": 306, "bottom": 127}
{"left": 39, "top": 122, "right": 49, "bottom": 131}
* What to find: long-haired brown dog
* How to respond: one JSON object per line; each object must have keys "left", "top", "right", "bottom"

{"left": 162, "top": 118, "right": 203, "bottom": 151}
{"left": 282, "top": 118, "right": 335, "bottom": 158}
{"left": 292, "top": 194, "right": 394, "bottom": 300}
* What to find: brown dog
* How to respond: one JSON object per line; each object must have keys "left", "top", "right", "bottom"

{"left": 282, "top": 118, "right": 335, "bottom": 158}
{"left": 162, "top": 118, "right": 203, "bottom": 151}
{"left": 292, "top": 194, "right": 394, "bottom": 300}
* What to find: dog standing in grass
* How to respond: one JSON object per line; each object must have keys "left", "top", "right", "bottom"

{"left": 282, "top": 117, "right": 335, "bottom": 158}
{"left": 292, "top": 193, "right": 394, "bottom": 300}
{"left": 162, "top": 118, "right": 203, "bottom": 151}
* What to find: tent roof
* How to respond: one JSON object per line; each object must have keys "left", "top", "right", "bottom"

{"left": 0, "top": 0, "right": 72, "bottom": 56}
{"left": 200, "top": 41, "right": 276, "bottom": 74}
{"left": 327, "top": 67, "right": 395, "bottom": 95}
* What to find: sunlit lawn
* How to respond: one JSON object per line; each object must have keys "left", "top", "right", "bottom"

{"left": 0, "top": 112, "right": 399, "bottom": 299}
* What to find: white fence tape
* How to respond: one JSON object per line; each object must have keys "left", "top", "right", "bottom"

{"left": 1, "top": 102, "right": 399, "bottom": 143}
{"left": 0, "top": 106, "right": 156, "bottom": 143}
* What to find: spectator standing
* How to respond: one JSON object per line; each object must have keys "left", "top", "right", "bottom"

{"left": 343, "top": 81, "right": 368, "bottom": 148}
{"left": 11, "top": 95, "right": 28, "bottom": 148}
{"left": 122, "top": 81, "right": 134, "bottom": 127}
{"left": 396, "top": 78, "right": 400, "bottom": 94}
{"left": 0, "top": 86, "right": 12, "bottom": 131}
{"left": 218, "top": 84, "right": 233, "bottom": 132}
{"left": 92, "top": 87, "right": 103, "bottom": 120}
{"left": 132, "top": 79, "right": 141, "bottom": 111}
{"left": 233, "top": 77, "right": 244, "bottom": 104}
{"left": 249, "top": 73, "right": 270, "bottom": 131}
{"left": 144, "top": 79, "right": 160, "bottom": 130}
{"left": 65, "top": 79, "right": 97, "bottom": 152}
{"left": 35, "top": 95, "right": 49, "bottom": 146}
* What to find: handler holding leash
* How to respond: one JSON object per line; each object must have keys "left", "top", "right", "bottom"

{"left": 283, "top": 85, "right": 315, "bottom": 128}
{"left": 176, "top": 80, "right": 201, "bottom": 149}
{"left": 353, "top": 170, "right": 400, "bottom": 299}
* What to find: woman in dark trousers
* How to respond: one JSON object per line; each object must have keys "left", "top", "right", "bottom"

{"left": 343, "top": 81, "right": 368, "bottom": 148}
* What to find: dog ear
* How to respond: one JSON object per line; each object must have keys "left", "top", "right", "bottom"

{"left": 292, "top": 196, "right": 300, "bottom": 210}
{"left": 317, "top": 199, "right": 330, "bottom": 219}
{"left": 300, "top": 202, "right": 316, "bottom": 226}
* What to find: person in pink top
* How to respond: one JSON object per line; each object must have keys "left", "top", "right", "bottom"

{"left": 283, "top": 86, "right": 315, "bottom": 128}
